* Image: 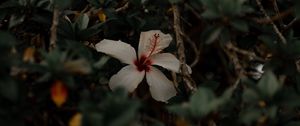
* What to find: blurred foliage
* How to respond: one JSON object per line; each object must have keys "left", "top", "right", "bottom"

{"left": 1, "top": 0, "right": 300, "bottom": 126}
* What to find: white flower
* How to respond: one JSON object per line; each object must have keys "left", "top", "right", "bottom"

{"left": 95, "top": 30, "right": 191, "bottom": 102}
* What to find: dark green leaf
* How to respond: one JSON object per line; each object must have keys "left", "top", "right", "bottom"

{"left": 0, "top": 78, "right": 18, "bottom": 102}
{"left": 168, "top": 0, "right": 181, "bottom": 4}
{"left": 230, "top": 19, "right": 248, "bottom": 32}
{"left": 190, "top": 88, "right": 215, "bottom": 117}
{"left": 75, "top": 13, "right": 89, "bottom": 31}
{"left": 242, "top": 89, "right": 259, "bottom": 103}
{"left": 0, "top": 31, "right": 16, "bottom": 47}
{"left": 203, "top": 26, "right": 223, "bottom": 44}
{"left": 52, "top": 0, "right": 72, "bottom": 9}
{"left": 240, "top": 108, "right": 261, "bottom": 125}
{"left": 285, "top": 121, "right": 300, "bottom": 126}
{"left": 9, "top": 14, "right": 25, "bottom": 28}
{"left": 201, "top": 10, "right": 220, "bottom": 19}
{"left": 78, "top": 21, "right": 105, "bottom": 40}
{"left": 257, "top": 70, "right": 281, "bottom": 97}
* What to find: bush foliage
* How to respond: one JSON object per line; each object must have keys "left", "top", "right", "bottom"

{"left": 1, "top": 0, "right": 300, "bottom": 126}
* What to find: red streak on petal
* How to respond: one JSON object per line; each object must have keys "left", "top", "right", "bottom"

{"left": 147, "top": 33, "right": 160, "bottom": 57}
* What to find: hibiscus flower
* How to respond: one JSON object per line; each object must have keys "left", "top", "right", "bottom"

{"left": 95, "top": 30, "right": 191, "bottom": 102}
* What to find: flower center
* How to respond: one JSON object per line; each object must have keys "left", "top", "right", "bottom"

{"left": 134, "top": 55, "right": 152, "bottom": 72}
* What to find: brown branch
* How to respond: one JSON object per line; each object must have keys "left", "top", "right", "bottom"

{"left": 180, "top": 32, "right": 201, "bottom": 67}
{"left": 172, "top": 5, "right": 197, "bottom": 93}
{"left": 255, "top": 0, "right": 287, "bottom": 44}
{"left": 225, "top": 42, "right": 265, "bottom": 62}
{"left": 283, "top": 17, "right": 298, "bottom": 31}
{"left": 253, "top": 8, "right": 293, "bottom": 24}
{"left": 49, "top": 8, "right": 60, "bottom": 51}
{"left": 116, "top": 2, "right": 129, "bottom": 12}
{"left": 223, "top": 42, "right": 245, "bottom": 89}
{"left": 272, "top": 0, "right": 284, "bottom": 27}
{"left": 171, "top": 72, "right": 180, "bottom": 93}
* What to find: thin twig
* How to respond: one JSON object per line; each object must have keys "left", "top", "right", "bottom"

{"left": 253, "top": 8, "right": 293, "bottom": 24}
{"left": 256, "top": 0, "right": 287, "bottom": 44}
{"left": 171, "top": 72, "right": 178, "bottom": 87}
{"left": 272, "top": 0, "right": 284, "bottom": 27}
{"left": 180, "top": 32, "right": 201, "bottom": 67}
{"left": 223, "top": 43, "right": 245, "bottom": 89}
{"left": 116, "top": 2, "right": 129, "bottom": 12}
{"left": 184, "top": 3, "right": 202, "bottom": 20}
{"left": 172, "top": 5, "right": 197, "bottom": 93}
{"left": 225, "top": 42, "right": 265, "bottom": 62}
{"left": 283, "top": 18, "right": 298, "bottom": 31}
{"left": 49, "top": 8, "right": 60, "bottom": 51}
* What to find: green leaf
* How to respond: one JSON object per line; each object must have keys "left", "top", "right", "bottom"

{"left": 285, "top": 121, "right": 300, "bottom": 126}
{"left": 203, "top": 26, "right": 223, "bottom": 44}
{"left": 168, "top": 104, "right": 190, "bottom": 117}
{"left": 286, "top": 40, "right": 300, "bottom": 56}
{"left": 9, "top": 14, "right": 25, "bottom": 28}
{"left": 190, "top": 88, "right": 216, "bottom": 117}
{"left": 168, "top": 0, "right": 181, "bottom": 4}
{"left": 87, "top": 0, "right": 103, "bottom": 8}
{"left": 78, "top": 21, "right": 105, "bottom": 40}
{"left": 57, "top": 17, "right": 75, "bottom": 39}
{"left": 0, "top": 10, "right": 7, "bottom": 21}
{"left": 200, "top": 0, "right": 219, "bottom": 12}
{"left": 94, "top": 56, "right": 110, "bottom": 69}
{"left": 242, "top": 89, "right": 259, "bottom": 103}
{"left": 0, "top": 78, "right": 18, "bottom": 102}
{"left": 258, "top": 35, "right": 278, "bottom": 52}
{"left": 52, "top": 0, "right": 72, "bottom": 9}
{"left": 240, "top": 108, "right": 261, "bottom": 125}
{"left": 0, "top": 0, "right": 20, "bottom": 9}
{"left": 220, "top": 0, "right": 240, "bottom": 16}
{"left": 102, "top": 89, "right": 140, "bottom": 126}
{"left": 83, "top": 113, "right": 103, "bottom": 126}
{"left": 201, "top": 10, "right": 221, "bottom": 19}
{"left": 230, "top": 19, "right": 248, "bottom": 32}
{"left": 257, "top": 70, "right": 281, "bottom": 97}
{"left": 0, "top": 31, "right": 16, "bottom": 47}
{"left": 150, "top": 120, "right": 165, "bottom": 126}
{"left": 294, "top": 1, "right": 300, "bottom": 18}
{"left": 75, "top": 13, "right": 90, "bottom": 31}
{"left": 267, "top": 106, "right": 277, "bottom": 119}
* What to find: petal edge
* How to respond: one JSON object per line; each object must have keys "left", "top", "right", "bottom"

{"left": 146, "top": 66, "right": 177, "bottom": 102}
{"left": 109, "top": 65, "right": 145, "bottom": 92}
{"left": 138, "top": 30, "right": 172, "bottom": 57}
{"left": 96, "top": 39, "right": 136, "bottom": 64}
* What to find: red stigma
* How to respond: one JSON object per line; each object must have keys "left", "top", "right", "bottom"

{"left": 134, "top": 55, "right": 152, "bottom": 72}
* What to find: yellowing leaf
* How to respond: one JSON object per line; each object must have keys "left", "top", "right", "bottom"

{"left": 97, "top": 9, "right": 106, "bottom": 22}
{"left": 64, "top": 59, "right": 91, "bottom": 75}
{"left": 69, "top": 113, "right": 82, "bottom": 126}
{"left": 175, "top": 117, "right": 190, "bottom": 126}
{"left": 50, "top": 80, "right": 68, "bottom": 107}
{"left": 23, "top": 47, "right": 35, "bottom": 62}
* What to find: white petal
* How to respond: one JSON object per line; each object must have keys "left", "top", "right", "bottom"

{"left": 150, "top": 53, "right": 192, "bottom": 74}
{"left": 109, "top": 65, "right": 145, "bottom": 92}
{"left": 146, "top": 66, "right": 177, "bottom": 102}
{"left": 95, "top": 39, "right": 137, "bottom": 65}
{"left": 138, "top": 30, "right": 172, "bottom": 57}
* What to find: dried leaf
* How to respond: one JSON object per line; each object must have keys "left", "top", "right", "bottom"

{"left": 23, "top": 47, "right": 35, "bottom": 62}
{"left": 69, "top": 113, "right": 82, "bottom": 126}
{"left": 50, "top": 80, "right": 68, "bottom": 107}
{"left": 64, "top": 59, "right": 91, "bottom": 75}
{"left": 97, "top": 9, "right": 106, "bottom": 22}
